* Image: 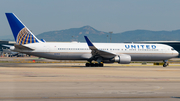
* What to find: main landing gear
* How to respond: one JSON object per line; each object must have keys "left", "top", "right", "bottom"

{"left": 163, "top": 60, "right": 169, "bottom": 67}
{"left": 85, "top": 62, "right": 104, "bottom": 67}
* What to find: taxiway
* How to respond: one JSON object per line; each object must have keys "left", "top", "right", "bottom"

{"left": 0, "top": 61, "right": 180, "bottom": 101}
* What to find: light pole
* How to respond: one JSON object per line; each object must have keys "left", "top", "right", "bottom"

{"left": 71, "top": 36, "right": 74, "bottom": 41}
{"left": 107, "top": 35, "right": 108, "bottom": 43}
{"left": 109, "top": 31, "right": 113, "bottom": 43}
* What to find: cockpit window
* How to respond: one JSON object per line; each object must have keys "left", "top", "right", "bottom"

{"left": 171, "top": 48, "right": 175, "bottom": 51}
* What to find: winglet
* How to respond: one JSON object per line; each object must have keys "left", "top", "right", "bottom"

{"left": 84, "top": 36, "right": 97, "bottom": 50}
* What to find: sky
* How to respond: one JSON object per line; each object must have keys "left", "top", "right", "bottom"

{"left": 1, "top": 0, "right": 180, "bottom": 38}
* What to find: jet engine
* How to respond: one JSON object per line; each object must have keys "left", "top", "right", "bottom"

{"left": 111, "top": 54, "right": 131, "bottom": 64}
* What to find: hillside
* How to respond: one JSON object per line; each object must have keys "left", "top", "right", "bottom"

{"left": 36, "top": 26, "right": 180, "bottom": 42}
{"left": 2, "top": 26, "right": 180, "bottom": 42}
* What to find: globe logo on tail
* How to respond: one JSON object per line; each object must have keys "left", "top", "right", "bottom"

{"left": 17, "top": 27, "right": 38, "bottom": 45}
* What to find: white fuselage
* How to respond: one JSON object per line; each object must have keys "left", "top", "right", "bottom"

{"left": 16, "top": 42, "right": 179, "bottom": 61}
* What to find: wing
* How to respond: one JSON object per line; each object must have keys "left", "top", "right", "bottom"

{"left": 3, "top": 44, "right": 34, "bottom": 54}
{"left": 84, "top": 36, "right": 116, "bottom": 59}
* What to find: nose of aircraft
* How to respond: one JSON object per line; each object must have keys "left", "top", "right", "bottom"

{"left": 173, "top": 50, "right": 179, "bottom": 57}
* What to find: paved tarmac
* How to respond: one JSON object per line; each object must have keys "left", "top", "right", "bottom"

{"left": 0, "top": 62, "right": 180, "bottom": 101}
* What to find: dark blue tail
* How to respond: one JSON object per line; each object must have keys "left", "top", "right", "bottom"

{"left": 6, "top": 13, "right": 40, "bottom": 45}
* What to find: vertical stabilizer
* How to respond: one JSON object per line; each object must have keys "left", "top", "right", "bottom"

{"left": 5, "top": 13, "right": 40, "bottom": 45}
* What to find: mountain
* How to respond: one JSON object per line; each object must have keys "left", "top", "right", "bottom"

{"left": 36, "top": 26, "right": 109, "bottom": 42}
{"left": 113, "top": 30, "right": 180, "bottom": 43}
{"left": 36, "top": 26, "right": 180, "bottom": 42}
{"left": 2, "top": 25, "right": 180, "bottom": 42}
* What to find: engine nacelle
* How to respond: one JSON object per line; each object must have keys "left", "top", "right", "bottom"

{"left": 111, "top": 54, "right": 131, "bottom": 64}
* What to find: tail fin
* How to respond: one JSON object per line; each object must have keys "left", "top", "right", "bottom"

{"left": 5, "top": 13, "right": 40, "bottom": 45}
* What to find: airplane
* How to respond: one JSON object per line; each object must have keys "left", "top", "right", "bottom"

{"left": 5, "top": 13, "right": 179, "bottom": 67}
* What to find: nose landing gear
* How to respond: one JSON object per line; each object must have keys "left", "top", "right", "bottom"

{"left": 163, "top": 60, "right": 169, "bottom": 67}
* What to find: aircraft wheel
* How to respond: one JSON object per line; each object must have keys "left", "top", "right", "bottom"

{"left": 163, "top": 62, "right": 168, "bottom": 67}
{"left": 86, "top": 63, "right": 90, "bottom": 67}
{"left": 90, "top": 63, "right": 95, "bottom": 67}
{"left": 95, "top": 63, "right": 99, "bottom": 67}
{"left": 99, "top": 63, "right": 103, "bottom": 67}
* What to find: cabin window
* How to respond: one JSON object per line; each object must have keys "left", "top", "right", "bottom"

{"left": 171, "top": 48, "right": 175, "bottom": 51}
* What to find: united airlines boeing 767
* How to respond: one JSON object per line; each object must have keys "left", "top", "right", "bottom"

{"left": 5, "top": 13, "right": 179, "bottom": 67}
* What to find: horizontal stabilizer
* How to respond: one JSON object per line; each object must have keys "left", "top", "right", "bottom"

{"left": 14, "top": 44, "right": 34, "bottom": 51}
{"left": 2, "top": 45, "right": 13, "bottom": 48}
